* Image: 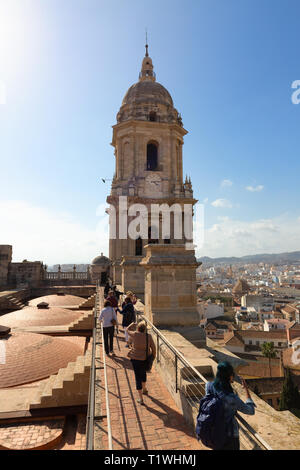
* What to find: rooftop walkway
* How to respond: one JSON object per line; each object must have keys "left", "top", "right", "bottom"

{"left": 97, "top": 324, "right": 205, "bottom": 451}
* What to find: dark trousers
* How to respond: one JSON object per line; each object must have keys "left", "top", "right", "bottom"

{"left": 103, "top": 326, "right": 114, "bottom": 354}
{"left": 131, "top": 359, "right": 147, "bottom": 390}
{"left": 218, "top": 437, "right": 240, "bottom": 450}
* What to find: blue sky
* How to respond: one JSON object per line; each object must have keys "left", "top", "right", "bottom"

{"left": 0, "top": 0, "right": 300, "bottom": 263}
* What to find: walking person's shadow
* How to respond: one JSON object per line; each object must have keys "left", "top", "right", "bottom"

{"left": 143, "top": 394, "right": 197, "bottom": 438}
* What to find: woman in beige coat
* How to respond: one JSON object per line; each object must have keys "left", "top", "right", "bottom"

{"left": 127, "top": 321, "right": 156, "bottom": 404}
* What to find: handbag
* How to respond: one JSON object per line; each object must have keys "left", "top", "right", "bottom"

{"left": 145, "top": 332, "right": 154, "bottom": 372}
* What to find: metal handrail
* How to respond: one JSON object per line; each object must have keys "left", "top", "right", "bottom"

{"left": 101, "top": 322, "right": 113, "bottom": 450}
{"left": 86, "top": 283, "right": 99, "bottom": 450}
{"left": 136, "top": 311, "right": 272, "bottom": 451}
{"left": 86, "top": 283, "right": 113, "bottom": 450}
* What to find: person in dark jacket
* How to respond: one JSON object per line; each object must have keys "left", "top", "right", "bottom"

{"left": 104, "top": 280, "right": 111, "bottom": 297}
{"left": 205, "top": 361, "right": 256, "bottom": 450}
{"left": 112, "top": 285, "right": 123, "bottom": 302}
{"left": 117, "top": 297, "right": 136, "bottom": 347}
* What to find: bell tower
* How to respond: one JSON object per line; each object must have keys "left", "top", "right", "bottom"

{"left": 107, "top": 44, "right": 197, "bottom": 287}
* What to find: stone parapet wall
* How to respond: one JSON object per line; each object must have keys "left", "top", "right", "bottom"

{"left": 30, "top": 286, "right": 96, "bottom": 299}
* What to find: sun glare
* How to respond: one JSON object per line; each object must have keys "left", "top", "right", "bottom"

{"left": 0, "top": 1, "right": 34, "bottom": 80}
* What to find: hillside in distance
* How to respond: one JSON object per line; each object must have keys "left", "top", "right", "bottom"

{"left": 198, "top": 251, "right": 300, "bottom": 265}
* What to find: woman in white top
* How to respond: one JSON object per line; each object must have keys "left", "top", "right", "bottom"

{"left": 99, "top": 300, "right": 118, "bottom": 356}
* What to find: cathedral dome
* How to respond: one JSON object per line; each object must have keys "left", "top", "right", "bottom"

{"left": 122, "top": 80, "right": 173, "bottom": 107}
{"left": 92, "top": 253, "right": 110, "bottom": 266}
{"left": 116, "top": 44, "right": 183, "bottom": 126}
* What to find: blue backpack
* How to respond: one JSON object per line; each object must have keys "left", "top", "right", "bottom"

{"left": 195, "top": 383, "right": 227, "bottom": 450}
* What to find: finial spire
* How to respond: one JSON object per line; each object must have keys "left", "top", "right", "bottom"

{"left": 139, "top": 30, "right": 156, "bottom": 82}
{"left": 145, "top": 28, "right": 149, "bottom": 57}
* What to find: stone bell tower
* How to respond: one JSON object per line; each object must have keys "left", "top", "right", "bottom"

{"left": 107, "top": 43, "right": 197, "bottom": 291}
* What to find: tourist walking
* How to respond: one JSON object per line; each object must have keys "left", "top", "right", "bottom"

{"left": 99, "top": 300, "right": 118, "bottom": 356}
{"left": 117, "top": 297, "right": 136, "bottom": 347}
{"left": 127, "top": 321, "right": 156, "bottom": 405}
{"left": 112, "top": 285, "right": 123, "bottom": 302}
{"left": 197, "top": 361, "right": 256, "bottom": 450}
{"left": 104, "top": 281, "right": 111, "bottom": 297}
{"left": 106, "top": 290, "right": 118, "bottom": 309}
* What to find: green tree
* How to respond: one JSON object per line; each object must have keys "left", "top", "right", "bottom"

{"left": 279, "top": 368, "right": 300, "bottom": 414}
{"left": 261, "top": 342, "right": 277, "bottom": 377}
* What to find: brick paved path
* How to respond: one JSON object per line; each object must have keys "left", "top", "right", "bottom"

{"left": 98, "top": 326, "right": 203, "bottom": 451}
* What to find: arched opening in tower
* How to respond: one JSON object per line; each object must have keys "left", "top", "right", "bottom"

{"left": 148, "top": 226, "right": 159, "bottom": 244}
{"left": 147, "top": 142, "right": 158, "bottom": 170}
{"left": 149, "top": 111, "right": 157, "bottom": 122}
{"left": 135, "top": 237, "right": 143, "bottom": 256}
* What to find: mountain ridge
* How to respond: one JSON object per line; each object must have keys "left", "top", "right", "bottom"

{"left": 198, "top": 251, "right": 300, "bottom": 265}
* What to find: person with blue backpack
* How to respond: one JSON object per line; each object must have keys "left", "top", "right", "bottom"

{"left": 196, "top": 361, "right": 256, "bottom": 450}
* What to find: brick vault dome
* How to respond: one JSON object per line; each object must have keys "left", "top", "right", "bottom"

{"left": 0, "top": 331, "right": 84, "bottom": 388}
{"left": 0, "top": 306, "right": 82, "bottom": 328}
{"left": 29, "top": 294, "right": 85, "bottom": 307}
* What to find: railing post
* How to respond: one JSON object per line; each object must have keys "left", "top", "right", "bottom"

{"left": 175, "top": 353, "right": 178, "bottom": 393}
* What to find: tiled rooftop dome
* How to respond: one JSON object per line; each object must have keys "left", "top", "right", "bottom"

{"left": 29, "top": 294, "right": 85, "bottom": 307}
{"left": 0, "top": 331, "right": 84, "bottom": 388}
{"left": 0, "top": 306, "right": 83, "bottom": 328}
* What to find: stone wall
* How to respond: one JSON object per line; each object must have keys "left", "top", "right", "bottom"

{"left": 0, "top": 245, "right": 12, "bottom": 289}
{"left": 31, "top": 286, "right": 96, "bottom": 299}
{"left": 141, "top": 244, "right": 200, "bottom": 327}
{"left": 8, "top": 261, "right": 44, "bottom": 288}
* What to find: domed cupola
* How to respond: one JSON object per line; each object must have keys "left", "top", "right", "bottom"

{"left": 117, "top": 43, "right": 182, "bottom": 126}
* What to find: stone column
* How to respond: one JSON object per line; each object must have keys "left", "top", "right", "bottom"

{"left": 140, "top": 244, "right": 200, "bottom": 327}
{"left": 120, "top": 255, "right": 145, "bottom": 300}
{"left": 112, "top": 260, "right": 122, "bottom": 285}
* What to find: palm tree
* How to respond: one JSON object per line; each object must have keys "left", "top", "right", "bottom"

{"left": 261, "top": 342, "right": 277, "bottom": 377}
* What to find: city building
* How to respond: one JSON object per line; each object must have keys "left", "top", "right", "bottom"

{"left": 223, "top": 329, "right": 288, "bottom": 355}
{"left": 197, "top": 298, "right": 224, "bottom": 320}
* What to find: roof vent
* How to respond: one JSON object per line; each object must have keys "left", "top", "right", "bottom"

{"left": 0, "top": 325, "right": 11, "bottom": 337}
{"left": 37, "top": 302, "right": 49, "bottom": 309}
